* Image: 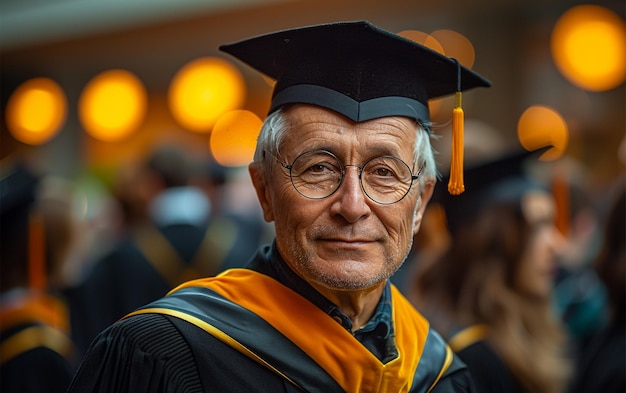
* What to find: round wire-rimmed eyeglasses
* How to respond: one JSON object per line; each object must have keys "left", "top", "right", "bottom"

{"left": 265, "top": 149, "right": 424, "bottom": 205}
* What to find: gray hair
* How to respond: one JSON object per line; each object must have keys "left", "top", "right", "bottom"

{"left": 252, "top": 108, "right": 437, "bottom": 190}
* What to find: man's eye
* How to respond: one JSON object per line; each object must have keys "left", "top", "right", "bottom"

{"left": 373, "top": 167, "right": 394, "bottom": 177}
{"left": 309, "top": 163, "right": 330, "bottom": 173}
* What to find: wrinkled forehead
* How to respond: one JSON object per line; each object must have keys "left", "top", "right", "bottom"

{"left": 280, "top": 104, "right": 419, "bottom": 152}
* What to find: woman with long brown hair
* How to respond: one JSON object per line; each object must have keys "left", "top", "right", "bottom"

{"left": 412, "top": 150, "right": 572, "bottom": 393}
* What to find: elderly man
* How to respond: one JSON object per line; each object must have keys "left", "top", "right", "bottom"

{"left": 68, "top": 21, "right": 490, "bottom": 392}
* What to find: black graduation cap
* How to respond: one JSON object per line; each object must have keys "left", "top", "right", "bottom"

{"left": 0, "top": 163, "right": 40, "bottom": 269}
{"left": 219, "top": 20, "right": 491, "bottom": 124}
{"left": 1, "top": 163, "right": 39, "bottom": 217}
{"left": 432, "top": 148, "right": 549, "bottom": 236}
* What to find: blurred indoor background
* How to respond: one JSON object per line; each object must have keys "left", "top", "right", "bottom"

{"left": 1, "top": 0, "right": 624, "bottom": 200}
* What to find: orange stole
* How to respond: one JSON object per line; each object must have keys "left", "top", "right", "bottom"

{"left": 171, "top": 269, "right": 429, "bottom": 393}
{"left": 0, "top": 291, "right": 70, "bottom": 334}
{"left": 0, "top": 291, "right": 74, "bottom": 364}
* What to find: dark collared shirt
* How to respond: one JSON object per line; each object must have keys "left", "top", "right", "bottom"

{"left": 248, "top": 242, "right": 399, "bottom": 363}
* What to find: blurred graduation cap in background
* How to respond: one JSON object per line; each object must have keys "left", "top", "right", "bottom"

{"left": 432, "top": 147, "right": 550, "bottom": 236}
{"left": 220, "top": 20, "right": 491, "bottom": 194}
{"left": 1, "top": 163, "right": 39, "bottom": 218}
{"left": 0, "top": 162, "right": 44, "bottom": 289}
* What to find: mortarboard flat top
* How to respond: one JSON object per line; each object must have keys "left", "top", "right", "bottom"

{"left": 220, "top": 21, "right": 491, "bottom": 123}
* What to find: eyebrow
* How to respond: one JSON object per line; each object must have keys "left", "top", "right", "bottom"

{"left": 364, "top": 145, "right": 402, "bottom": 156}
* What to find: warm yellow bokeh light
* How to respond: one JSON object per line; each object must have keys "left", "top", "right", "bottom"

{"left": 430, "top": 30, "right": 475, "bottom": 68}
{"left": 6, "top": 78, "right": 67, "bottom": 145}
{"left": 397, "top": 30, "right": 445, "bottom": 54}
{"left": 210, "top": 110, "right": 262, "bottom": 166}
{"left": 428, "top": 98, "right": 445, "bottom": 121}
{"left": 262, "top": 74, "right": 277, "bottom": 89}
{"left": 169, "top": 57, "right": 245, "bottom": 133}
{"left": 400, "top": 29, "right": 475, "bottom": 122}
{"left": 517, "top": 105, "right": 569, "bottom": 161}
{"left": 79, "top": 69, "right": 147, "bottom": 142}
{"left": 551, "top": 5, "right": 626, "bottom": 91}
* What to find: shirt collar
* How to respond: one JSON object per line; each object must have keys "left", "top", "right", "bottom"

{"left": 253, "top": 242, "right": 392, "bottom": 339}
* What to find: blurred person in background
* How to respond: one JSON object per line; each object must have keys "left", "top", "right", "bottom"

{"left": 191, "top": 159, "right": 274, "bottom": 272}
{"left": 67, "top": 21, "right": 492, "bottom": 392}
{"left": 0, "top": 161, "right": 77, "bottom": 393}
{"left": 70, "top": 144, "right": 241, "bottom": 355}
{"left": 412, "top": 149, "right": 572, "bottom": 393}
{"left": 394, "top": 120, "right": 509, "bottom": 296}
{"left": 548, "top": 161, "right": 608, "bottom": 342}
{"left": 567, "top": 174, "right": 625, "bottom": 393}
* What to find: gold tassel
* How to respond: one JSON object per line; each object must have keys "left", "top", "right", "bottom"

{"left": 448, "top": 90, "right": 465, "bottom": 195}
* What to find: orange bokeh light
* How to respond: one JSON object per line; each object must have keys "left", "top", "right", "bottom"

{"left": 430, "top": 29, "right": 475, "bottom": 68}
{"left": 79, "top": 69, "right": 147, "bottom": 142}
{"left": 169, "top": 57, "right": 245, "bottom": 133}
{"left": 397, "top": 30, "right": 445, "bottom": 54}
{"left": 210, "top": 110, "right": 262, "bottom": 166}
{"left": 517, "top": 105, "right": 569, "bottom": 161}
{"left": 551, "top": 5, "right": 626, "bottom": 91}
{"left": 6, "top": 78, "right": 67, "bottom": 145}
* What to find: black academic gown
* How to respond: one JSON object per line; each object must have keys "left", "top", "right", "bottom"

{"left": 568, "top": 321, "right": 626, "bottom": 393}
{"left": 1, "top": 341, "right": 74, "bottom": 393}
{"left": 68, "top": 244, "right": 476, "bottom": 393}
{"left": 0, "top": 292, "right": 76, "bottom": 393}
{"left": 455, "top": 340, "right": 521, "bottom": 393}
{"left": 69, "top": 219, "right": 235, "bottom": 355}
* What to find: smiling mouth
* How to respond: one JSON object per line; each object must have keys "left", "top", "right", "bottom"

{"left": 319, "top": 238, "right": 376, "bottom": 247}
{"left": 312, "top": 227, "right": 381, "bottom": 245}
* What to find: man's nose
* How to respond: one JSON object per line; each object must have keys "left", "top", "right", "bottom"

{"left": 329, "top": 166, "right": 371, "bottom": 222}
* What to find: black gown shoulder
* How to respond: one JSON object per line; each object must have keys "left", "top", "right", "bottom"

{"left": 456, "top": 340, "right": 521, "bottom": 393}
{"left": 69, "top": 312, "right": 307, "bottom": 393}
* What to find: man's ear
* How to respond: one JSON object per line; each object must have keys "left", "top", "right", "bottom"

{"left": 413, "top": 179, "right": 435, "bottom": 235}
{"left": 249, "top": 162, "right": 275, "bottom": 223}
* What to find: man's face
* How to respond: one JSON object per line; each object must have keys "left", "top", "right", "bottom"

{"left": 250, "top": 104, "right": 434, "bottom": 291}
